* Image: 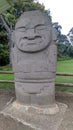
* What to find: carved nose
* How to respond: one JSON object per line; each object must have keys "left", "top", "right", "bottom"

{"left": 27, "top": 29, "right": 40, "bottom": 39}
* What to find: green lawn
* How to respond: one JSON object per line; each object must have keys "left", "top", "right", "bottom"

{"left": 57, "top": 59, "right": 73, "bottom": 72}
{"left": 56, "top": 59, "right": 73, "bottom": 83}
{"left": 56, "top": 59, "right": 73, "bottom": 92}
{"left": 0, "top": 59, "right": 73, "bottom": 91}
{"left": 0, "top": 65, "right": 14, "bottom": 88}
{"left": 0, "top": 65, "right": 14, "bottom": 80}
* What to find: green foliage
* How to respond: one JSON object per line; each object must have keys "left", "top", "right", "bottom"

{"left": 0, "top": 27, "right": 9, "bottom": 66}
{"left": 0, "top": 65, "right": 12, "bottom": 71}
{"left": 0, "top": 0, "right": 45, "bottom": 28}
{"left": 58, "top": 55, "right": 71, "bottom": 61}
{"left": 0, "top": 44, "right": 9, "bottom": 66}
{"left": 0, "top": 65, "right": 14, "bottom": 88}
{"left": 2, "top": 0, "right": 45, "bottom": 28}
{"left": 0, "top": 29, "right": 8, "bottom": 44}
{"left": 67, "top": 45, "right": 73, "bottom": 57}
{"left": 4, "top": 12, "right": 16, "bottom": 27}
{"left": 57, "top": 42, "right": 73, "bottom": 61}
{"left": 56, "top": 59, "right": 73, "bottom": 92}
{"left": 0, "top": 0, "right": 10, "bottom": 13}
{"left": 57, "top": 59, "right": 73, "bottom": 72}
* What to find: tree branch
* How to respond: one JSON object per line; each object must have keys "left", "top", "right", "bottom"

{"left": 0, "top": 14, "right": 11, "bottom": 34}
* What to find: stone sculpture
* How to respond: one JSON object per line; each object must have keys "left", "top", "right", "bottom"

{"left": 0, "top": 10, "right": 67, "bottom": 130}
{"left": 13, "top": 10, "right": 57, "bottom": 107}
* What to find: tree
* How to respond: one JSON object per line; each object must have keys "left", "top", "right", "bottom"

{"left": 52, "top": 22, "right": 69, "bottom": 43}
{"left": 0, "top": 0, "right": 14, "bottom": 66}
{"left": 52, "top": 22, "right": 62, "bottom": 40}
{"left": 0, "top": 26, "right": 9, "bottom": 66}
{"left": 67, "top": 27, "right": 73, "bottom": 45}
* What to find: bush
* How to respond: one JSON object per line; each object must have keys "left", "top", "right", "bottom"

{"left": 0, "top": 44, "right": 9, "bottom": 66}
{"left": 57, "top": 55, "right": 71, "bottom": 61}
{"left": 57, "top": 43, "right": 73, "bottom": 61}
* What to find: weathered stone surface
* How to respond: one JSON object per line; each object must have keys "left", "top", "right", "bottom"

{"left": 12, "top": 10, "right": 57, "bottom": 105}
{"left": 4, "top": 10, "right": 68, "bottom": 130}
{"left": 15, "top": 82, "right": 55, "bottom": 105}
{"left": 0, "top": 102, "right": 67, "bottom": 130}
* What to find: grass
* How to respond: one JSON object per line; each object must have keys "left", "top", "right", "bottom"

{"left": 56, "top": 59, "right": 73, "bottom": 92}
{"left": 0, "top": 65, "right": 14, "bottom": 88}
{"left": 0, "top": 59, "right": 73, "bottom": 91}
{"left": 57, "top": 59, "right": 73, "bottom": 72}
{"left": 0, "top": 65, "right": 12, "bottom": 71}
{"left": 0, "top": 83, "right": 14, "bottom": 88}
{"left": 56, "top": 59, "right": 73, "bottom": 83}
{"left": 0, "top": 65, "right": 14, "bottom": 80}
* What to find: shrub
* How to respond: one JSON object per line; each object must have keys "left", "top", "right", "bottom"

{"left": 0, "top": 44, "right": 9, "bottom": 66}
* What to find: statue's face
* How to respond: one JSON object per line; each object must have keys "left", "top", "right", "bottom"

{"left": 15, "top": 11, "right": 52, "bottom": 52}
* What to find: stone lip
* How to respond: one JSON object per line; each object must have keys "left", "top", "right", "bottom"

{"left": 13, "top": 101, "right": 60, "bottom": 115}
{"left": 0, "top": 101, "right": 67, "bottom": 130}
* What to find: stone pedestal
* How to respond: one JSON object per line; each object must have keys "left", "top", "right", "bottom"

{"left": 0, "top": 101, "right": 67, "bottom": 130}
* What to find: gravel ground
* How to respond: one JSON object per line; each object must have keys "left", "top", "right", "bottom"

{"left": 0, "top": 88, "right": 73, "bottom": 130}
{"left": 56, "top": 91, "right": 73, "bottom": 130}
{"left": 0, "top": 88, "right": 15, "bottom": 111}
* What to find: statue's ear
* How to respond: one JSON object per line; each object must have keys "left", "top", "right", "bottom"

{"left": 52, "top": 27, "right": 57, "bottom": 42}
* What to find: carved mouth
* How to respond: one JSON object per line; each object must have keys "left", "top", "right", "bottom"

{"left": 19, "top": 37, "right": 43, "bottom": 46}
{"left": 27, "top": 42, "right": 36, "bottom": 45}
{"left": 24, "top": 36, "right": 41, "bottom": 40}
{"left": 19, "top": 36, "right": 42, "bottom": 44}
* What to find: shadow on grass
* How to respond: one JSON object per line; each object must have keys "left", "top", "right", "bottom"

{"left": 56, "top": 86, "right": 73, "bottom": 92}
{"left": 0, "top": 83, "right": 14, "bottom": 88}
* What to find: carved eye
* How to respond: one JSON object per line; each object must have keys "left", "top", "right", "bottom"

{"left": 36, "top": 25, "right": 47, "bottom": 31}
{"left": 17, "top": 27, "right": 26, "bottom": 32}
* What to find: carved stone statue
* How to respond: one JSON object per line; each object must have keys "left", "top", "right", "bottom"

{"left": 13, "top": 10, "right": 57, "bottom": 106}
{"left": 0, "top": 11, "right": 67, "bottom": 130}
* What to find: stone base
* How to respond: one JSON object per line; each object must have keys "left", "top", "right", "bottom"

{"left": 0, "top": 101, "right": 67, "bottom": 130}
